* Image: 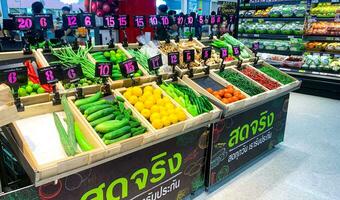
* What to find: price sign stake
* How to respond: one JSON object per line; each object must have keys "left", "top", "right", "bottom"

{"left": 168, "top": 52, "right": 180, "bottom": 81}
{"left": 148, "top": 54, "right": 163, "bottom": 71}
{"left": 104, "top": 15, "right": 118, "bottom": 29}
{"left": 118, "top": 15, "right": 129, "bottom": 29}
{"left": 202, "top": 47, "right": 212, "bottom": 74}
{"left": 79, "top": 13, "right": 95, "bottom": 28}
{"left": 0, "top": 67, "right": 28, "bottom": 88}
{"left": 186, "top": 15, "right": 195, "bottom": 27}
{"left": 134, "top": 15, "right": 146, "bottom": 28}
{"left": 175, "top": 15, "right": 184, "bottom": 27}
{"left": 160, "top": 15, "right": 170, "bottom": 27}
{"left": 183, "top": 49, "right": 195, "bottom": 78}
{"left": 119, "top": 58, "right": 139, "bottom": 78}
{"left": 63, "top": 14, "right": 79, "bottom": 29}
{"left": 149, "top": 15, "right": 158, "bottom": 27}
{"left": 14, "top": 16, "right": 34, "bottom": 31}
{"left": 232, "top": 46, "right": 241, "bottom": 56}
{"left": 220, "top": 48, "right": 228, "bottom": 59}
{"left": 38, "top": 65, "right": 62, "bottom": 85}
{"left": 95, "top": 62, "right": 113, "bottom": 78}
{"left": 62, "top": 65, "right": 83, "bottom": 83}
{"left": 34, "top": 14, "right": 53, "bottom": 29}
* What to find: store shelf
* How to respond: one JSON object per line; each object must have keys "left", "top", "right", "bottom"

{"left": 258, "top": 49, "right": 304, "bottom": 55}
{"left": 278, "top": 67, "right": 340, "bottom": 81}
{"left": 249, "top": 0, "right": 305, "bottom": 6}
{"left": 305, "top": 50, "right": 340, "bottom": 57}
{"left": 304, "top": 35, "right": 340, "bottom": 42}
{"left": 311, "top": 0, "right": 340, "bottom": 3}
{"left": 240, "top": 17, "right": 305, "bottom": 22}
{"left": 313, "top": 17, "right": 337, "bottom": 21}
{"left": 238, "top": 33, "right": 303, "bottom": 40}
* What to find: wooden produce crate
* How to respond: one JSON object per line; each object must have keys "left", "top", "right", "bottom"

{"left": 36, "top": 48, "right": 102, "bottom": 96}
{"left": 161, "top": 78, "right": 222, "bottom": 127}
{"left": 182, "top": 73, "right": 252, "bottom": 116}
{"left": 6, "top": 101, "right": 105, "bottom": 182}
{"left": 0, "top": 84, "right": 19, "bottom": 126}
{"left": 67, "top": 92, "right": 156, "bottom": 157}
{"left": 115, "top": 82, "right": 193, "bottom": 139}
{"left": 0, "top": 51, "right": 51, "bottom": 106}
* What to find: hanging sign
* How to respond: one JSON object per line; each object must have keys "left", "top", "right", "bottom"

{"left": 38, "top": 65, "right": 62, "bottom": 84}
{"left": 78, "top": 13, "right": 95, "bottom": 28}
{"left": 0, "top": 66, "right": 28, "bottom": 87}
{"left": 14, "top": 16, "right": 34, "bottom": 31}
{"left": 119, "top": 58, "right": 138, "bottom": 77}
{"left": 183, "top": 49, "right": 195, "bottom": 63}
{"left": 148, "top": 54, "right": 163, "bottom": 71}
{"left": 95, "top": 62, "right": 113, "bottom": 78}
{"left": 34, "top": 14, "right": 53, "bottom": 29}
{"left": 168, "top": 52, "right": 180, "bottom": 66}
{"left": 134, "top": 15, "right": 146, "bottom": 28}
{"left": 62, "top": 65, "right": 83, "bottom": 83}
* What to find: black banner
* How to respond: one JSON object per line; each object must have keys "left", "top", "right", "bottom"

{"left": 208, "top": 95, "right": 290, "bottom": 186}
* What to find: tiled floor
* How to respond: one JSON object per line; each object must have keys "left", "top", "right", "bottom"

{"left": 196, "top": 92, "right": 340, "bottom": 200}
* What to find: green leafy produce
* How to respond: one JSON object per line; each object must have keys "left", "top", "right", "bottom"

{"left": 258, "top": 66, "right": 295, "bottom": 85}
{"left": 53, "top": 112, "right": 76, "bottom": 156}
{"left": 218, "top": 69, "right": 265, "bottom": 96}
{"left": 127, "top": 49, "right": 155, "bottom": 74}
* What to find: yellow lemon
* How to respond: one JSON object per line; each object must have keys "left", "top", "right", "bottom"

{"left": 159, "top": 109, "right": 168, "bottom": 117}
{"left": 141, "top": 109, "right": 151, "bottom": 119}
{"left": 150, "top": 112, "right": 161, "bottom": 122}
{"left": 128, "top": 96, "right": 138, "bottom": 105}
{"left": 146, "top": 96, "right": 156, "bottom": 104}
{"left": 144, "top": 100, "right": 154, "bottom": 109}
{"left": 135, "top": 102, "right": 144, "bottom": 112}
{"left": 126, "top": 87, "right": 133, "bottom": 94}
{"left": 144, "top": 85, "right": 154, "bottom": 93}
{"left": 132, "top": 87, "right": 143, "bottom": 97}
{"left": 143, "top": 91, "right": 153, "bottom": 98}
{"left": 177, "top": 111, "right": 187, "bottom": 121}
{"left": 123, "top": 91, "right": 132, "bottom": 99}
{"left": 153, "top": 93, "right": 162, "bottom": 100}
{"left": 169, "top": 114, "right": 178, "bottom": 124}
{"left": 156, "top": 98, "right": 164, "bottom": 105}
{"left": 161, "top": 116, "right": 171, "bottom": 127}
{"left": 150, "top": 105, "right": 160, "bottom": 113}
{"left": 165, "top": 103, "right": 175, "bottom": 110}
{"left": 152, "top": 119, "right": 163, "bottom": 129}
{"left": 139, "top": 95, "right": 147, "bottom": 103}
{"left": 153, "top": 88, "right": 163, "bottom": 96}
{"left": 163, "top": 96, "right": 171, "bottom": 103}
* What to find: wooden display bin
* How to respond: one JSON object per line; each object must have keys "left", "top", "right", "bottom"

{"left": 0, "top": 84, "right": 19, "bottom": 126}
{"left": 6, "top": 101, "right": 106, "bottom": 182}
{"left": 161, "top": 78, "right": 222, "bottom": 127}
{"left": 67, "top": 92, "right": 156, "bottom": 158}
{"left": 115, "top": 82, "right": 193, "bottom": 139}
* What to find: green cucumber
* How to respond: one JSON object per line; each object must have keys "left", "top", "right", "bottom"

{"left": 53, "top": 113, "right": 76, "bottom": 156}
{"left": 89, "top": 114, "right": 115, "bottom": 127}
{"left": 79, "top": 99, "right": 108, "bottom": 113}
{"left": 132, "top": 127, "right": 147, "bottom": 137}
{"left": 95, "top": 118, "right": 129, "bottom": 133}
{"left": 75, "top": 92, "right": 103, "bottom": 107}
{"left": 103, "top": 126, "right": 131, "bottom": 140}
{"left": 84, "top": 104, "right": 112, "bottom": 116}
{"left": 116, "top": 96, "right": 125, "bottom": 102}
{"left": 129, "top": 121, "right": 141, "bottom": 128}
{"left": 87, "top": 107, "right": 115, "bottom": 122}
{"left": 75, "top": 122, "right": 94, "bottom": 151}
{"left": 115, "top": 114, "right": 124, "bottom": 120}
{"left": 104, "top": 133, "right": 131, "bottom": 145}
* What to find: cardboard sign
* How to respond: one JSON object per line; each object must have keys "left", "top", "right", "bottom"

{"left": 38, "top": 65, "right": 61, "bottom": 84}
{"left": 149, "top": 15, "right": 158, "bottom": 27}
{"left": 103, "top": 15, "right": 118, "bottom": 29}
{"left": 78, "top": 13, "right": 95, "bottom": 28}
{"left": 14, "top": 16, "right": 34, "bottom": 31}
{"left": 202, "top": 47, "right": 212, "bottom": 61}
{"left": 95, "top": 62, "right": 113, "bottom": 78}
{"left": 220, "top": 48, "right": 228, "bottom": 59}
{"left": 0, "top": 66, "right": 27, "bottom": 87}
{"left": 232, "top": 46, "right": 241, "bottom": 56}
{"left": 168, "top": 52, "right": 180, "bottom": 66}
{"left": 183, "top": 49, "right": 195, "bottom": 63}
{"left": 134, "top": 15, "right": 146, "bottom": 28}
{"left": 34, "top": 14, "right": 53, "bottom": 29}
{"left": 118, "top": 15, "right": 129, "bottom": 29}
{"left": 62, "top": 65, "right": 83, "bottom": 83}
{"left": 62, "top": 14, "right": 79, "bottom": 29}
{"left": 148, "top": 54, "right": 163, "bottom": 71}
{"left": 119, "top": 58, "right": 138, "bottom": 77}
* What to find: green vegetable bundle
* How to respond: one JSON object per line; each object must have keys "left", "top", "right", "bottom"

{"left": 218, "top": 69, "right": 265, "bottom": 96}
{"left": 258, "top": 66, "right": 295, "bottom": 85}
{"left": 127, "top": 49, "right": 155, "bottom": 75}
{"left": 160, "top": 82, "right": 213, "bottom": 116}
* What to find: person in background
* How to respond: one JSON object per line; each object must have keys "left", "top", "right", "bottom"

{"left": 61, "top": 6, "right": 76, "bottom": 43}
{"left": 26, "top": 2, "right": 45, "bottom": 45}
{"left": 210, "top": 11, "right": 218, "bottom": 36}
{"left": 168, "top": 10, "right": 178, "bottom": 39}
{"left": 156, "top": 4, "right": 176, "bottom": 41}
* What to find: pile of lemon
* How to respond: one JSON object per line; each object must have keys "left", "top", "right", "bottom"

{"left": 123, "top": 85, "right": 187, "bottom": 129}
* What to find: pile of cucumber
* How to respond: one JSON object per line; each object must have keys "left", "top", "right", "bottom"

{"left": 75, "top": 92, "right": 148, "bottom": 145}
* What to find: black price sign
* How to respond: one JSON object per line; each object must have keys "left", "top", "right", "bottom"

{"left": 0, "top": 66, "right": 27, "bottom": 87}
{"left": 185, "top": 15, "right": 195, "bottom": 27}
{"left": 220, "top": 48, "right": 228, "bottom": 59}
{"left": 216, "top": 15, "right": 223, "bottom": 24}
{"left": 148, "top": 15, "right": 158, "bottom": 27}
{"left": 118, "top": 15, "right": 129, "bottom": 29}
{"left": 209, "top": 15, "right": 216, "bottom": 25}
{"left": 62, "top": 65, "right": 83, "bottom": 83}
{"left": 252, "top": 42, "right": 260, "bottom": 51}
{"left": 79, "top": 13, "right": 95, "bottom": 28}
{"left": 183, "top": 49, "right": 195, "bottom": 63}
{"left": 134, "top": 15, "right": 146, "bottom": 28}
{"left": 119, "top": 58, "right": 139, "bottom": 77}
{"left": 103, "top": 15, "right": 118, "bottom": 29}
{"left": 159, "top": 15, "right": 170, "bottom": 27}
{"left": 38, "top": 65, "right": 62, "bottom": 84}
{"left": 175, "top": 15, "right": 185, "bottom": 27}
{"left": 168, "top": 52, "right": 180, "bottom": 66}
{"left": 14, "top": 16, "right": 34, "bottom": 31}
{"left": 95, "top": 62, "right": 113, "bottom": 78}
{"left": 62, "top": 14, "right": 79, "bottom": 29}
{"left": 197, "top": 15, "right": 205, "bottom": 25}
{"left": 202, "top": 47, "right": 212, "bottom": 61}
{"left": 148, "top": 54, "right": 163, "bottom": 71}
{"left": 232, "top": 46, "right": 241, "bottom": 56}
{"left": 34, "top": 14, "right": 53, "bottom": 29}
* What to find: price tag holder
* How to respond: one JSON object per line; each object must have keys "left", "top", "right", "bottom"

{"left": 185, "top": 15, "right": 195, "bottom": 27}
{"left": 202, "top": 47, "right": 212, "bottom": 61}
{"left": 134, "top": 15, "right": 146, "bottom": 28}
{"left": 148, "top": 15, "right": 159, "bottom": 27}
{"left": 220, "top": 48, "right": 228, "bottom": 59}
{"left": 252, "top": 42, "right": 260, "bottom": 52}
{"left": 168, "top": 52, "right": 180, "bottom": 66}
{"left": 175, "top": 15, "right": 185, "bottom": 27}
{"left": 183, "top": 49, "right": 195, "bottom": 64}
{"left": 63, "top": 14, "right": 79, "bottom": 29}
{"left": 232, "top": 46, "right": 241, "bottom": 56}
{"left": 160, "top": 15, "right": 170, "bottom": 27}
{"left": 78, "top": 13, "right": 95, "bottom": 28}
{"left": 38, "top": 65, "right": 62, "bottom": 84}
{"left": 14, "top": 16, "right": 34, "bottom": 31}
{"left": 62, "top": 65, "right": 83, "bottom": 83}
{"left": 197, "top": 15, "right": 205, "bottom": 26}
{"left": 103, "top": 15, "right": 118, "bottom": 29}
{"left": 216, "top": 15, "right": 223, "bottom": 25}
{"left": 34, "top": 14, "right": 53, "bottom": 29}
{"left": 95, "top": 62, "right": 113, "bottom": 78}
{"left": 0, "top": 66, "right": 28, "bottom": 88}
{"left": 148, "top": 54, "right": 163, "bottom": 71}
{"left": 118, "top": 15, "right": 129, "bottom": 29}
{"left": 209, "top": 15, "right": 216, "bottom": 25}
{"left": 119, "top": 58, "right": 139, "bottom": 77}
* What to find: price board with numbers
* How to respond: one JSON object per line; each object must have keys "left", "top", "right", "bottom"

{"left": 38, "top": 65, "right": 62, "bottom": 84}
{"left": 62, "top": 14, "right": 79, "bottom": 29}
{"left": 134, "top": 15, "right": 146, "bottom": 28}
{"left": 95, "top": 62, "right": 113, "bottom": 78}
{"left": 197, "top": 15, "right": 205, "bottom": 26}
{"left": 159, "top": 15, "right": 170, "bottom": 27}
{"left": 252, "top": 42, "right": 260, "bottom": 52}
{"left": 118, "top": 15, "right": 129, "bottom": 29}
{"left": 148, "top": 54, "right": 163, "bottom": 71}
{"left": 148, "top": 15, "right": 158, "bottom": 27}
{"left": 185, "top": 15, "right": 195, "bottom": 27}
{"left": 220, "top": 48, "right": 228, "bottom": 59}
{"left": 119, "top": 58, "right": 139, "bottom": 77}
{"left": 14, "top": 16, "right": 34, "bottom": 31}
{"left": 103, "top": 15, "right": 118, "bottom": 29}
{"left": 232, "top": 46, "right": 241, "bottom": 56}
{"left": 175, "top": 14, "right": 185, "bottom": 27}
{"left": 202, "top": 47, "right": 212, "bottom": 61}
{"left": 168, "top": 52, "right": 180, "bottom": 66}
{"left": 209, "top": 15, "right": 216, "bottom": 25}
{"left": 62, "top": 65, "right": 83, "bottom": 83}
{"left": 0, "top": 66, "right": 28, "bottom": 88}
{"left": 216, "top": 15, "right": 223, "bottom": 25}
{"left": 78, "top": 13, "right": 95, "bottom": 28}
{"left": 34, "top": 14, "right": 53, "bottom": 29}
{"left": 183, "top": 49, "right": 195, "bottom": 63}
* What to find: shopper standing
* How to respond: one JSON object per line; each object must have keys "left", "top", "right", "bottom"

{"left": 156, "top": 4, "right": 176, "bottom": 41}
{"left": 61, "top": 6, "right": 76, "bottom": 43}
{"left": 27, "top": 2, "right": 45, "bottom": 44}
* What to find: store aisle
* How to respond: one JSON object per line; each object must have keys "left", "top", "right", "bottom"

{"left": 196, "top": 92, "right": 340, "bottom": 200}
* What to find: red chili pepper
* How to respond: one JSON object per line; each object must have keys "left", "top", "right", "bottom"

{"left": 23, "top": 60, "right": 53, "bottom": 93}
{"left": 240, "top": 67, "right": 280, "bottom": 90}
